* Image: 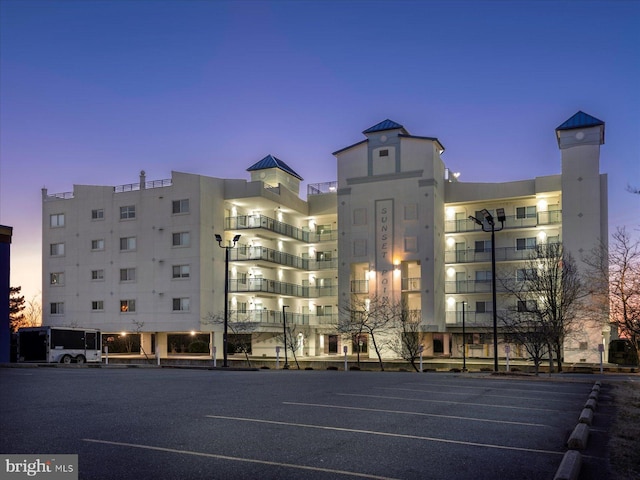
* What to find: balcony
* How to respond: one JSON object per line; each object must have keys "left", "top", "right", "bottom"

{"left": 445, "top": 244, "right": 560, "bottom": 264}
{"left": 401, "top": 277, "right": 421, "bottom": 291}
{"left": 445, "top": 211, "right": 562, "bottom": 233}
{"left": 228, "top": 279, "right": 336, "bottom": 298}
{"left": 226, "top": 310, "right": 338, "bottom": 326}
{"left": 350, "top": 280, "right": 369, "bottom": 293}
{"left": 445, "top": 310, "right": 511, "bottom": 327}
{"left": 225, "top": 215, "right": 337, "bottom": 243}
{"left": 226, "top": 215, "right": 309, "bottom": 242}
{"left": 445, "top": 280, "right": 492, "bottom": 294}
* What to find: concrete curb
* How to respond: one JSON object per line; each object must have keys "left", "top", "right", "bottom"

{"left": 553, "top": 450, "right": 582, "bottom": 480}
{"left": 553, "top": 381, "right": 600, "bottom": 480}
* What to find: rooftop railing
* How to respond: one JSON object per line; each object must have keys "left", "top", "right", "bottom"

{"left": 307, "top": 181, "right": 337, "bottom": 196}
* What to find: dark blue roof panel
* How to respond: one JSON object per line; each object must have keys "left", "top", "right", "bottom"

{"left": 363, "top": 119, "right": 405, "bottom": 134}
{"left": 556, "top": 111, "right": 604, "bottom": 131}
{"left": 247, "top": 154, "right": 303, "bottom": 181}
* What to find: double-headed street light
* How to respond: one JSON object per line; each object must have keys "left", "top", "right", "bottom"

{"left": 468, "top": 208, "right": 505, "bottom": 372}
{"left": 282, "top": 305, "right": 290, "bottom": 369}
{"left": 215, "top": 233, "right": 241, "bottom": 368}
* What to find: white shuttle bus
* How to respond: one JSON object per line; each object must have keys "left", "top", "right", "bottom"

{"left": 18, "top": 326, "right": 102, "bottom": 364}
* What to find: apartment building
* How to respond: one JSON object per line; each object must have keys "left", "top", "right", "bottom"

{"left": 41, "top": 111, "right": 609, "bottom": 363}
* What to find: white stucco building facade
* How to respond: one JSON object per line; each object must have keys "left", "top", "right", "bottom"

{"left": 41, "top": 111, "right": 609, "bottom": 364}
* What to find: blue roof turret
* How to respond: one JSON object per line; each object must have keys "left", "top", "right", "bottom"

{"left": 247, "top": 154, "right": 303, "bottom": 181}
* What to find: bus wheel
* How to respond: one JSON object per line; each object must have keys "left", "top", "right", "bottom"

{"left": 61, "top": 355, "right": 72, "bottom": 364}
{"left": 75, "top": 355, "right": 86, "bottom": 364}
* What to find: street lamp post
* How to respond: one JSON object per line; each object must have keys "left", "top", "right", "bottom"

{"left": 282, "top": 305, "right": 290, "bottom": 369}
{"left": 215, "top": 233, "right": 241, "bottom": 368}
{"left": 462, "top": 301, "right": 467, "bottom": 372}
{"left": 469, "top": 208, "right": 505, "bottom": 372}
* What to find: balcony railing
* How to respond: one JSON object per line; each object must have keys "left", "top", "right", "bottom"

{"left": 445, "top": 280, "right": 493, "bottom": 294}
{"left": 225, "top": 216, "right": 337, "bottom": 244}
{"left": 307, "top": 181, "right": 337, "bottom": 196}
{"left": 228, "top": 279, "right": 336, "bottom": 298}
{"left": 445, "top": 244, "right": 560, "bottom": 264}
{"left": 445, "top": 211, "right": 562, "bottom": 233}
{"left": 350, "top": 280, "right": 369, "bottom": 293}
{"left": 230, "top": 246, "right": 307, "bottom": 269}
{"left": 226, "top": 310, "right": 338, "bottom": 326}
{"left": 226, "top": 215, "right": 309, "bottom": 242}
{"left": 401, "top": 277, "right": 421, "bottom": 291}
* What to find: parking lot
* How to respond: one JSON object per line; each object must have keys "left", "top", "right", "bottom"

{"left": 0, "top": 367, "right": 612, "bottom": 479}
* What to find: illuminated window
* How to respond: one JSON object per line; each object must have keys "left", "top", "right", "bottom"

{"left": 50, "top": 272, "right": 65, "bottom": 285}
{"left": 120, "top": 300, "right": 136, "bottom": 313}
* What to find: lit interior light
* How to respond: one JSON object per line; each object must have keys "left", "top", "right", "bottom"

{"left": 447, "top": 267, "right": 456, "bottom": 277}
{"left": 446, "top": 237, "right": 456, "bottom": 247}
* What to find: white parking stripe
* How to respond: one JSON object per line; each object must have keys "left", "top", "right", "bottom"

{"left": 82, "top": 438, "right": 401, "bottom": 480}
{"left": 204, "top": 415, "right": 564, "bottom": 456}
{"left": 337, "top": 393, "right": 564, "bottom": 412}
{"left": 379, "top": 386, "right": 580, "bottom": 403}
{"left": 403, "top": 382, "right": 586, "bottom": 396}
{"left": 283, "top": 401, "right": 550, "bottom": 427}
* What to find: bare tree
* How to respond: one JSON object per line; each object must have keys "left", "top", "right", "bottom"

{"left": 339, "top": 294, "right": 396, "bottom": 371}
{"left": 388, "top": 303, "right": 423, "bottom": 372}
{"left": 22, "top": 293, "right": 42, "bottom": 328}
{"left": 585, "top": 227, "right": 640, "bottom": 356}
{"left": 203, "top": 311, "right": 259, "bottom": 366}
{"left": 499, "top": 243, "right": 584, "bottom": 372}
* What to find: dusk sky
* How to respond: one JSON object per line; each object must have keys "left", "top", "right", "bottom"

{"left": 1, "top": 0, "right": 639, "bottom": 304}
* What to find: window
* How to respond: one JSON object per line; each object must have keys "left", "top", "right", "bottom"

{"left": 238, "top": 272, "right": 247, "bottom": 284}
{"left": 91, "top": 269, "right": 105, "bottom": 280}
{"left": 91, "top": 239, "right": 105, "bottom": 251}
{"left": 50, "top": 302, "right": 64, "bottom": 315}
{"left": 516, "top": 237, "right": 537, "bottom": 250}
{"left": 476, "top": 301, "right": 491, "bottom": 313}
{"left": 172, "top": 232, "right": 190, "bottom": 247}
{"left": 517, "top": 300, "right": 537, "bottom": 312}
{"left": 120, "top": 268, "right": 136, "bottom": 282}
{"left": 50, "top": 243, "right": 65, "bottom": 256}
{"left": 172, "top": 297, "right": 190, "bottom": 312}
{"left": 91, "top": 301, "right": 104, "bottom": 311}
{"left": 120, "top": 205, "right": 136, "bottom": 220}
{"left": 172, "top": 265, "right": 190, "bottom": 279}
{"left": 91, "top": 209, "right": 104, "bottom": 220}
{"left": 475, "top": 271, "right": 491, "bottom": 282}
{"left": 379, "top": 149, "right": 389, "bottom": 157}
{"left": 120, "top": 300, "right": 136, "bottom": 313}
{"left": 120, "top": 236, "right": 136, "bottom": 251}
{"left": 172, "top": 199, "right": 190, "bottom": 214}
{"left": 50, "top": 213, "right": 65, "bottom": 227}
{"left": 475, "top": 240, "right": 491, "bottom": 253}
{"left": 516, "top": 268, "right": 537, "bottom": 282}
{"left": 516, "top": 206, "right": 536, "bottom": 219}
{"left": 50, "top": 272, "right": 65, "bottom": 286}
{"left": 316, "top": 224, "right": 332, "bottom": 234}
{"left": 316, "top": 251, "right": 332, "bottom": 261}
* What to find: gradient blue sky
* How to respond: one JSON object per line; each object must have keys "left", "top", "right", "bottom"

{"left": 1, "top": 0, "right": 639, "bottom": 302}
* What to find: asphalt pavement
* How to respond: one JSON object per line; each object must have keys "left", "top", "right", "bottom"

{"left": 0, "top": 367, "right": 615, "bottom": 479}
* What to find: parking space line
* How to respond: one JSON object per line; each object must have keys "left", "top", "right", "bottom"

{"left": 82, "top": 438, "right": 400, "bottom": 480}
{"left": 403, "top": 382, "right": 586, "bottom": 397}
{"left": 338, "top": 393, "right": 564, "bottom": 412}
{"left": 379, "top": 386, "right": 580, "bottom": 404}
{"left": 204, "top": 415, "right": 564, "bottom": 456}
{"left": 283, "top": 402, "right": 550, "bottom": 427}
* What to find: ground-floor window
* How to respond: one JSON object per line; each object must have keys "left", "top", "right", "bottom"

{"left": 433, "top": 334, "right": 444, "bottom": 354}
{"left": 168, "top": 333, "right": 210, "bottom": 354}
{"left": 352, "top": 334, "right": 368, "bottom": 354}
{"left": 228, "top": 334, "right": 252, "bottom": 354}
{"left": 105, "top": 333, "right": 141, "bottom": 354}
{"left": 328, "top": 335, "right": 338, "bottom": 354}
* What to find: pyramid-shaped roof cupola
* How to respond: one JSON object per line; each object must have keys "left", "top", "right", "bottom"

{"left": 247, "top": 154, "right": 303, "bottom": 181}
{"left": 362, "top": 119, "right": 408, "bottom": 135}
{"left": 556, "top": 111, "right": 604, "bottom": 131}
